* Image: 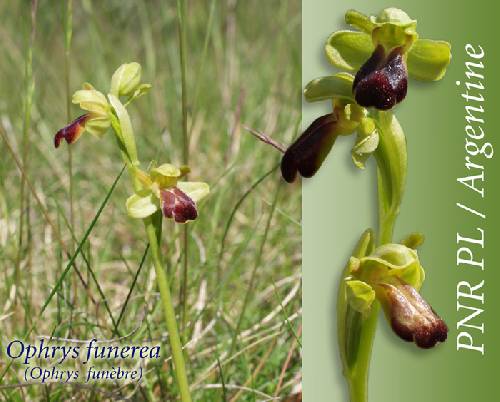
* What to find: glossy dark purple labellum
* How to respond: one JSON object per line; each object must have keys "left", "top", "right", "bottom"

{"left": 281, "top": 113, "right": 338, "bottom": 183}
{"left": 377, "top": 280, "right": 448, "bottom": 349}
{"left": 160, "top": 187, "right": 198, "bottom": 223}
{"left": 353, "top": 45, "right": 408, "bottom": 110}
{"left": 54, "top": 114, "right": 90, "bottom": 148}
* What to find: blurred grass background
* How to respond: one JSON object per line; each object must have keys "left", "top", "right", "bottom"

{"left": 0, "top": 0, "right": 301, "bottom": 400}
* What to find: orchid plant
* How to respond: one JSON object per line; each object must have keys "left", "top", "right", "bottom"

{"left": 55, "top": 62, "right": 206, "bottom": 402}
{"left": 264, "top": 8, "right": 451, "bottom": 402}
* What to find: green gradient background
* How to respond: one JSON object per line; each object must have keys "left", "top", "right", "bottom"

{"left": 303, "top": 1, "right": 499, "bottom": 401}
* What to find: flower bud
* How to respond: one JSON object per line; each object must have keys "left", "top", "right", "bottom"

{"left": 110, "top": 62, "right": 142, "bottom": 97}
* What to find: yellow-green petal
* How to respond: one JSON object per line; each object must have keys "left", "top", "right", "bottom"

{"left": 407, "top": 39, "right": 452, "bottom": 81}
{"left": 325, "top": 30, "right": 373, "bottom": 71}
{"left": 351, "top": 121, "right": 379, "bottom": 169}
{"left": 345, "top": 279, "right": 375, "bottom": 314}
{"left": 304, "top": 73, "right": 354, "bottom": 102}
{"left": 177, "top": 181, "right": 209, "bottom": 203}
{"left": 126, "top": 191, "right": 158, "bottom": 219}
{"left": 85, "top": 116, "right": 111, "bottom": 137}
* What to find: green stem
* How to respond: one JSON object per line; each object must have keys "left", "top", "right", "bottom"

{"left": 145, "top": 220, "right": 192, "bottom": 402}
{"left": 342, "top": 110, "right": 407, "bottom": 402}
{"left": 176, "top": 0, "right": 190, "bottom": 335}
{"left": 64, "top": 0, "right": 76, "bottom": 335}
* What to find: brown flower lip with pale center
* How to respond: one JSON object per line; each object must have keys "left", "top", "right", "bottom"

{"left": 54, "top": 114, "right": 90, "bottom": 148}
{"left": 160, "top": 187, "right": 197, "bottom": 223}
{"left": 353, "top": 45, "right": 408, "bottom": 110}
{"left": 376, "top": 280, "right": 448, "bottom": 349}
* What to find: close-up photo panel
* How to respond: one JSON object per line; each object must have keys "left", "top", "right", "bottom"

{"left": 0, "top": 1, "right": 499, "bottom": 401}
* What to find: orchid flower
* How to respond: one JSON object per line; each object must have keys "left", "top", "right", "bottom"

{"left": 324, "top": 8, "right": 451, "bottom": 109}
{"left": 344, "top": 242, "right": 447, "bottom": 349}
{"left": 126, "top": 163, "right": 209, "bottom": 223}
{"left": 281, "top": 92, "right": 379, "bottom": 182}
{"left": 54, "top": 62, "right": 150, "bottom": 148}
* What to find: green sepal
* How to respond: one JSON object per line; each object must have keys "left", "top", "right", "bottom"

{"left": 72, "top": 87, "right": 109, "bottom": 117}
{"left": 304, "top": 73, "right": 354, "bottom": 102}
{"left": 108, "top": 94, "right": 139, "bottom": 164}
{"left": 325, "top": 31, "right": 373, "bottom": 71}
{"left": 337, "top": 229, "right": 375, "bottom": 374}
{"left": 126, "top": 190, "right": 158, "bottom": 219}
{"left": 407, "top": 39, "right": 452, "bottom": 81}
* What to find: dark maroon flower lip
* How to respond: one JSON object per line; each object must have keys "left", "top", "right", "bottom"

{"left": 376, "top": 280, "right": 448, "bottom": 349}
{"left": 353, "top": 45, "right": 408, "bottom": 110}
{"left": 54, "top": 114, "right": 90, "bottom": 148}
{"left": 160, "top": 187, "right": 198, "bottom": 223}
{"left": 280, "top": 113, "right": 338, "bottom": 183}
